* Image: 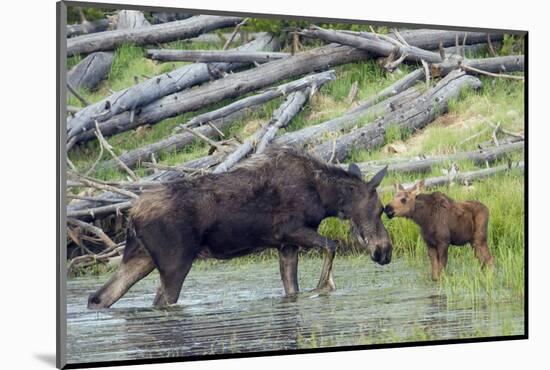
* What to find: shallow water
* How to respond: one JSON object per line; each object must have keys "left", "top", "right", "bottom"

{"left": 66, "top": 257, "right": 524, "bottom": 364}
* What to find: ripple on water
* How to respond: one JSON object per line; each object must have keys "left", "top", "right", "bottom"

{"left": 66, "top": 257, "right": 524, "bottom": 364}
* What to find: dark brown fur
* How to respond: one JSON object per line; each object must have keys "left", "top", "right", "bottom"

{"left": 384, "top": 181, "right": 493, "bottom": 280}
{"left": 88, "top": 146, "right": 392, "bottom": 309}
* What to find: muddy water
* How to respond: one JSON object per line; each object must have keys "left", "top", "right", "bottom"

{"left": 66, "top": 257, "right": 524, "bottom": 365}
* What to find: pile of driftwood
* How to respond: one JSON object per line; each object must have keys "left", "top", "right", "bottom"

{"left": 65, "top": 11, "right": 525, "bottom": 273}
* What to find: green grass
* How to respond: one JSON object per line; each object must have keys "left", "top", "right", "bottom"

{"left": 67, "top": 30, "right": 525, "bottom": 307}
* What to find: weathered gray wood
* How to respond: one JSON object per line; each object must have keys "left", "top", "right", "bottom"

{"left": 102, "top": 107, "right": 251, "bottom": 170}
{"left": 311, "top": 71, "right": 483, "bottom": 162}
{"left": 67, "top": 52, "right": 114, "bottom": 91}
{"left": 67, "top": 11, "right": 150, "bottom": 91}
{"left": 275, "top": 69, "right": 425, "bottom": 148}
{"left": 187, "top": 32, "right": 266, "bottom": 44}
{"left": 66, "top": 19, "right": 110, "bottom": 38}
{"left": 146, "top": 49, "right": 290, "bottom": 63}
{"left": 115, "top": 10, "right": 151, "bottom": 29}
{"left": 442, "top": 43, "right": 497, "bottom": 57}
{"left": 431, "top": 54, "right": 525, "bottom": 77}
{"left": 67, "top": 33, "right": 278, "bottom": 146}
{"left": 354, "top": 141, "right": 524, "bottom": 175}
{"left": 182, "top": 70, "right": 336, "bottom": 129}
{"left": 213, "top": 89, "right": 312, "bottom": 173}
{"left": 302, "top": 26, "right": 443, "bottom": 63}
{"left": 379, "top": 161, "right": 524, "bottom": 193}
{"left": 67, "top": 15, "right": 242, "bottom": 56}
{"left": 388, "top": 29, "right": 505, "bottom": 51}
{"left": 100, "top": 71, "right": 335, "bottom": 170}
{"left": 149, "top": 12, "right": 193, "bottom": 24}
{"left": 70, "top": 44, "right": 371, "bottom": 146}
{"left": 345, "top": 29, "right": 504, "bottom": 50}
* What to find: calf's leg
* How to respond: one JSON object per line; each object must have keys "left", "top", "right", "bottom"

{"left": 278, "top": 245, "right": 299, "bottom": 296}
{"left": 472, "top": 209, "right": 494, "bottom": 269}
{"left": 428, "top": 247, "right": 440, "bottom": 281}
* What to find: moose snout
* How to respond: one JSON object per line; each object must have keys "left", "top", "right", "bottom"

{"left": 384, "top": 204, "right": 395, "bottom": 219}
{"left": 371, "top": 242, "right": 392, "bottom": 265}
{"left": 88, "top": 292, "right": 105, "bottom": 309}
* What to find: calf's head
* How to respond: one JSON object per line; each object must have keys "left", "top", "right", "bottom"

{"left": 342, "top": 164, "right": 392, "bottom": 265}
{"left": 384, "top": 180, "right": 425, "bottom": 219}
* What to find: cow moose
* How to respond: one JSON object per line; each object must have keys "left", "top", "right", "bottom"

{"left": 87, "top": 146, "right": 392, "bottom": 309}
{"left": 384, "top": 180, "right": 493, "bottom": 280}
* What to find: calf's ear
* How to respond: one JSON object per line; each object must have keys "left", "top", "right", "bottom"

{"left": 367, "top": 166, "right": 388, "bottom": 190}
{"left": 348, "top": 163, "right": 362, "bottom": 179}
{"left": 395, "top": 183, "right": 405, "bottom": 192}
{"left": 415, "top": 179, "right": 425, "bottom": 193}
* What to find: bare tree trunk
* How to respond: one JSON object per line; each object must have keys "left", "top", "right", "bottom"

{"left": 301, "top": 26, "right": 444, "bottom": 63}
{"left": 67, "top": 10, "right": 151, "bottom": 91}
{"left": 67, "top": 33, "right": 278, "bottom": 147}
{"left": 99, "top": 71, "right": 336, "bottom": 170}
{"left": 354, "top": 141, "right": 524, "bottom": 174}
{"left": 146, "top": 49, "right": 290, "bottom": 63}
{"left": 311, "top": 71, "right": 483, "bottom": 162}
{"left": 66, "top": 19, "right": 111, "bottom": 38}
{"left": 67, "top": 15, "right": 243, "bottom": 56}
{"left": 275, "top": 68, "right": 425, "bottom": 147}
{"left": 69, "top": 44, "right": 370, "bottom": 146}
{"left": 213, "top": 88, "right": 312, "bottom": 173}
{"left": 67, "top": 52, "right": 114, "bottom": 91}
{"left": 379, "top": 162, "right": 524, "bottom": 193}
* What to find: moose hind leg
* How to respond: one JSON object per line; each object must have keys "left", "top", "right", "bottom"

{"left": 88, "top": 248, "right": 155, "bottom": 309}
{"left": 278, "top": 245, "right": 299, "bottom": 296}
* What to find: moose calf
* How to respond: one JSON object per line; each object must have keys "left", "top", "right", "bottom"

{"left": 384, "top": 180, "right": 493, "bottom": 280}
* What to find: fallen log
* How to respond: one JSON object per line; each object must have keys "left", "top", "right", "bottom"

{"left": 275, "top": 68, "right": 425, "bottom": 147}
{"left": 213, "top": 88, "right": 312, "bottom": 173}
{"left": 311, "top": 70, "right": 482, "bottom": 162}
{"left": 379, "top": 161, "right": 524, "bottom": 193}
{"left": 181, "top": 70, "right": 336, "bottom": 130}
{"left": 66, "top": 18, "right": 111, "bottom": 38}
{"left": 431, "top": 54, "right": 525, "bottom": 78}
{"left": 354, "top": 141, "right": 524, "bottom": 175}
{"left": 346, "top": 29, "right": 504, "bottom": 51}
{"left": 301, "top": 26, "right": 444, "bottom": 63}
{"left": 66, "top": 15, "right": 243, "bottom": 56}
{"left": 70, "top": 44, "right": 371, "bottom": 146}
{"left": 67, "top": 52, "right": 115, "bottom": 91}
{"left": 149, "top": 12, "right": 193, "bottom": 24}
{"left": 67, "top": 11, "right": 150, "bottom": 91}
{"left": 187, "top": 32, "right": 266, "bottom": 44}
{"left": 100, "top": 71, "right": 336, "bottom": 170}
{"left": 67, "top": 33, "right": 278, "bottom": 146}
{"left": 146, "top": 49, "right": 290, "bottom": 63}
{"left": 389, "top": 29, "right": 505, "bottom": 51}
{"left": 100, "top": 107, "right": 251, "bottom": 170}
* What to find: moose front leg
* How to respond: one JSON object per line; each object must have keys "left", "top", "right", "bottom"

{"left": 283, "top": 228, "right": 337, "bottom": 292}
{"left": 316, "top": 248, "right": 336, "bottom": 292}
{"left": 283, "top": 228, "right": 337, "bottom": 253}
{"left": 278, "top": 245, "right": 299, "bottom": 296}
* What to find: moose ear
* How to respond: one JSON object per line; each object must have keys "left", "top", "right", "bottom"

{"left": 394, "top": 183, "right": 405, "bottom": 192}
{"left": 348, "top": 163, "right": 362, "bottom": 179}
{"left": 367, "top": 165, "right": 388, "bottom": 190}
